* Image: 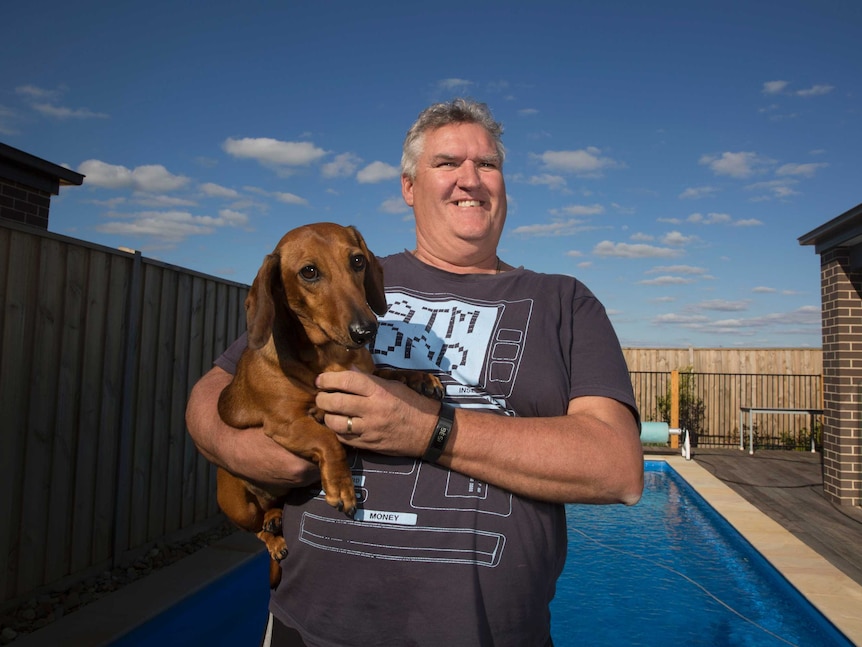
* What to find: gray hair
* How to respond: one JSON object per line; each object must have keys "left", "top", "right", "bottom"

{"left": 400, "top": 98, "right": 505, "bottom": 180}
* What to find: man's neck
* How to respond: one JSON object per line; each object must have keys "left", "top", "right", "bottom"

{"left": 411, "top": 248, "right": 502, "bottom": 275}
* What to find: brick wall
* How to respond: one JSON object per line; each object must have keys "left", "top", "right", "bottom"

{"left": 0, "top": 177, "right": 51, "bottom": 229}
{"left": 820, "top": 247, "right": 862, "bottom": 506}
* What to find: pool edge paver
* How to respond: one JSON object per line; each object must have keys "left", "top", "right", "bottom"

{"left": 657, "top": 456, "right": 862, "bottom": 645}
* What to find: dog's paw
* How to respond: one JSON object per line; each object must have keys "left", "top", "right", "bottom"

{"left": 269, "top": 537, "right": 288, "bottom": 562}
{"left": 258, "top": 531, "right": 288, "bottom": 562}
{"left": 409, "top": 372, "right": 444, "bottom": 400}
{"left": 322, "top": 472, "right": 358, "bottom": 518}
{"left": 377, "top": 369, "right": 445, "bottom": 400}
{"left": 262, "top": 509, "right": 283, "bottom": 534}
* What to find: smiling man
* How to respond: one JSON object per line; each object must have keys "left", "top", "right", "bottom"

{"left": 186, "top": 98, "right": 643, "bottom": 647}
{"left": 403, "top": 119, "right": 507, "bottom": 273}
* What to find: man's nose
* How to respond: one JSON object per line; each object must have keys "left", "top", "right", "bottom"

{"left": 456, "top": 161, "right": 481, "bottom": 188}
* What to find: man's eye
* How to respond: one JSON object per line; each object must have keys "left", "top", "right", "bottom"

{"left": 299, "top": 265, "right": 319, "bottom": 280}
{"left": 351, "top": 255, "right": 366, "bottom": 271}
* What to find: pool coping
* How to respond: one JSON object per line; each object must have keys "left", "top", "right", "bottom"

{"left": 659, "top": 455, "right": 862, "bottom": 645}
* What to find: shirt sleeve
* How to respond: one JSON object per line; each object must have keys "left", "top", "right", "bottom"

{"left": 213, "top": 331, "right": 248, "bottom": 376}
{"left": 569, "top": 294, "right": 640, "bottom": 423}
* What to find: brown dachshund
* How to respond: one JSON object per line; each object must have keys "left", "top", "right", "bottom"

{"left": 216, "top": 223, "right": 442, "bottom": 587}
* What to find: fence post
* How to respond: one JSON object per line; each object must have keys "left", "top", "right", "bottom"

{"left": 112, "top": 250, "right": 143, "bottom": 567}
{"left": 670, "top": 370, "right": 680, "bottom": 449}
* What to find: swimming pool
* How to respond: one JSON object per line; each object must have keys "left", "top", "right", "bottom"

{"left": 114, "top": 461, "right": 852, "bottom": 646}
{"left": 551, "top": 462, "right": 851, "bottom": 646}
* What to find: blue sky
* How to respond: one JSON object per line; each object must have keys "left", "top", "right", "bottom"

{"left": 3, "top": 0, "right": 860, "bottom": 348}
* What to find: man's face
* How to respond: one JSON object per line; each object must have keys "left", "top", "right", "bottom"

{"left": 402, "top": 123, "right": 507, "bottom": 263}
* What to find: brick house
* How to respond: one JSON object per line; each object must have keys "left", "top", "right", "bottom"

{"left": 799, "top": 202, "right": 862, "bottom": 507}
{"left": 0, "top": 142, "right": 84, "bottom": 229}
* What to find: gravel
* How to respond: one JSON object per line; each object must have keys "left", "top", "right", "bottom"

{"left": 0, "top": 520, "right": 236, "bottom": 644}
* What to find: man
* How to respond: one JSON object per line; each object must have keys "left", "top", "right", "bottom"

{"left": 186, "top": 99, "right": 643, "bottom": 646}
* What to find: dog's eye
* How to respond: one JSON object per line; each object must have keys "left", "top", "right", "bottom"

{"left": 351, "top": 254, "right": 367, "bottom": 272}
{"left": 299, "top": 265, "right": 319, "bottom": 281}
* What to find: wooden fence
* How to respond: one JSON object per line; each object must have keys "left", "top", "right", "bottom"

{"left": 622, "top": 347, "right": 822, "bottom": 375}
{"left": 0, "top": 220, "right": 247, "bottom": 607}
{"left": 624, "top": 349, "right": 824, "bottom": 449}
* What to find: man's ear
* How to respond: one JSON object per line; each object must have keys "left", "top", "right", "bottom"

{"left": 401, "top": 174, "right": 415, "bottom": 207}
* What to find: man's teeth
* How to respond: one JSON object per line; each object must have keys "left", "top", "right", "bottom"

{"left": 457, "top": 200, "right": 482, "bottom": 207}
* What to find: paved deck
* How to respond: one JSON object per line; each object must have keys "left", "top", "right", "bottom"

{"left": 689, "top": 448, "right": 862, "bottom": 587}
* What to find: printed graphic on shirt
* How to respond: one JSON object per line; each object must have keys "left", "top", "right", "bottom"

{"left": 295, "top": 288, "right": 534, "bottom": 566}
{"left": 371, "top": 288, "right": 534, "bottom": 414}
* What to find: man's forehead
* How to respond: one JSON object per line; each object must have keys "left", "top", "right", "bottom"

{"left": 422, "top": 124, "right": 499, "bottom": 157}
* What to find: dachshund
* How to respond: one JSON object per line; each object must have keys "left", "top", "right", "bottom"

{"left": 215, "top": 222, "right": 443, "bottom": 587}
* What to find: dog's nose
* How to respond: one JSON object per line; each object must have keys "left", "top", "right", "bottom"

{"left": 349, "top": 319, "right": 378, "bottom": 346}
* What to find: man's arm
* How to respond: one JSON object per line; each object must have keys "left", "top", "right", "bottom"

{"left": 186, "top": 366, "right": 319, "bottom": 488}
{"left": 314, "top": 371, "right": 643, "bottom": 505}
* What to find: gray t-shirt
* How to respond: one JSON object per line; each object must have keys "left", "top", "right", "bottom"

{"left": 215, "top": 251, "right": 637, "bottom": 647}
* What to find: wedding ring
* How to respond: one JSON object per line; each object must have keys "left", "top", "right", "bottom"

{"left": 346, "top": 416, "right": 353, "bottom": 433}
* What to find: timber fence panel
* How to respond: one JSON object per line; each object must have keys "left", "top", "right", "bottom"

{"left": 629, "top": 370, "right": 822, "bottom": 448}
{"left": 0, "top": 220, "right": 247, "bottom": 607}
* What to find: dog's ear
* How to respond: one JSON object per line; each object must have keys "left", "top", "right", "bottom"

{"left": 352, "top": 226, "right": 388, "bottom": 316}
{"left": 245, "top": 253, "right": 281, "bottom": 350}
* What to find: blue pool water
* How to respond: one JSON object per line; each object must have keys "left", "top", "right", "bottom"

{"left": 114, "top": 461, "right": 851, "bottom": 646}
{"left": 551, "top": 462, "right": 851, "bottom": 646}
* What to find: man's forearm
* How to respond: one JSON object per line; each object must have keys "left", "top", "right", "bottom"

{"left": 439, "top": 397, "right": 643, "bottom": 505}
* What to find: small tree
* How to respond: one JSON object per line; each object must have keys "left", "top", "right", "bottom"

{"left": 656, "top": 367, "right": 706, "bottom": 445}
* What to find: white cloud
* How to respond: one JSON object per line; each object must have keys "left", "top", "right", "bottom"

{"left": 775, "top": 162, "right": 828, "bottom": 178}
{"left": 745, "top": 179, "right": 800, "bottom": 200}
{"left": 646, "top": 265, "right": 707, "bottom": 275}
{"left": 322, "top": 152, "right": 361, "bottom": 179}
{"left": 760, "top": 80, "right": 833, "bottom": 98}
{"left": 679, "top": 186, "right": 718, "bottom": 200}
{"left": 78, "top": 160, "right": 190, "bottom": 192}
{"left": 97, "top": 208, "right": 248, "bottom": 243}
{"left": 223, "top": 137, "right": 326, "bottom": 166}
{"left": 15, "top": 84, "right": 59, "bottom": 100}
{"left": 134, "top": 194, "right": 197, "bottom": 208}
{"left": 695, "top": 299, "right": 749, "bottom": 312}
{"left": 699, "top": 151, "right": 773, "bottom": 179}
{"left": 639, "top": 276, "right": 696, "bottom": 286}
{"left": 630, "top": 232, "right": 654, "bottom": 242}
{"left": 796, "top": 84, "right": 833, "bottom": 97}
{"left": 200, "top": 182, "right": 240, "bottom": 199}
{"left": 356, "top": 161, "right": 399, "bottom": 184}
{"left": 526, "top": 174, "right": 567, "bottom": 190}
{"left": 654, "top": 312, "right": 709, "bottom": 323}
{"left": 0, "top": 105, "right": 20, "bottom": 135}
{"left": 661, "top": 231, "right": 695, "bottom": 246}
{"left": 687, "top": 212, "right": 731, "bottom": 225}
{"left": 15, "top": 84, "right": 109, "bottom": 120}
{"left": 436, "top": 78, "right": 473, "bottom": 92}
{"left": 554, "top": 203, "right": 605, "bottom": 217}
{"left": 32, "top": 103, "right": 109, "bottom": 120}
{"left": 273, "top": 192, "right": 309, "bottom": 206}
{"left": 512, "top": 219, "right": 595, "bottom": 237}
{"left": 762, "top": 80, "right": 789, "bottom": 95}
{"left": 533, "top": 147, "right": 622, "bottom": 176}
{"left": 593, "top": 241, "right": 682, "bottom": 258}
